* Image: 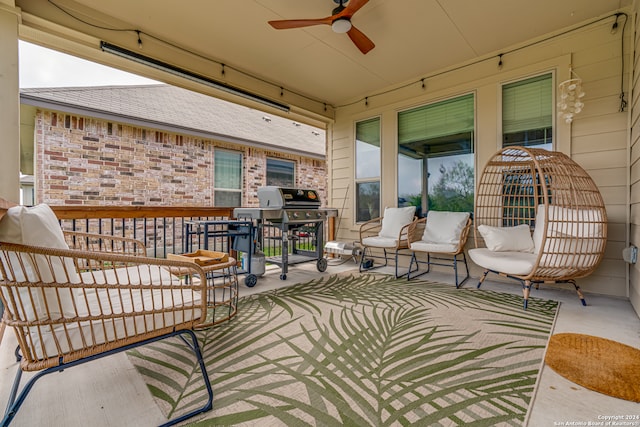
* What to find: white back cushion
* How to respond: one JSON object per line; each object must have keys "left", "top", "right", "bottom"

{"left": 0, "top": 204, "right": 67, "bottom": 248}
{"left": 548, "top": 205, "right": 604, "bottom": 238}
{"left": 422, "top": 211, "right": 470, "bottom": 244}
{"left": 379, "top": 206, "right": 416, "bottom": 239}
{"left": 0, "top": 204, "right": 78, "bottom": 321}
{"left": 533, "top": 205, "right": 604, "bottom": 254}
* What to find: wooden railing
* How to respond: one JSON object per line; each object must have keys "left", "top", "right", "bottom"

{"left": 52, "top": 205, "right": 236, "bottom": 258}
{"left": 51, "top": 206, "right": 336, "bottom": 259}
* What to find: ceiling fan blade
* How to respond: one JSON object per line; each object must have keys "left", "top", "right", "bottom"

{"left": 268, "top": 17, "right": 333, "bottom": 29}
{"left": 342, "top": 0, "right": 369, "bottom": 18}
{"left": 347, "top": 26, "right": 375, "bottom": 54}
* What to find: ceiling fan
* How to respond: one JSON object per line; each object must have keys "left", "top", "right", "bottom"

{"left": 268, "top": 0, "right": 375, "bottom": 54}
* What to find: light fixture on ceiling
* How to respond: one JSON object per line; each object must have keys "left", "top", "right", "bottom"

{"left": 100, "top": 41, "right": 290, "bottom": 112}
{"left": 611, "top": 13, "right": 620, "bottom": 34}
{"left": 331, "top": 18, "right": 352, "bottom": 33}
{"left": 136, "top": 30, "right": 143, "bottom": 49}
{"left": 557, "top": 67, "right": 585, "bottom": 124}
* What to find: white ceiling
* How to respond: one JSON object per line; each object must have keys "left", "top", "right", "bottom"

{"left": 16, "top": 0, "right": 629, "bottom": 115}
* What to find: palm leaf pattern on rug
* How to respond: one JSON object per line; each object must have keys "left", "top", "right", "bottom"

{"left": 127, "top": 274, "right": 558, "bottom": 426}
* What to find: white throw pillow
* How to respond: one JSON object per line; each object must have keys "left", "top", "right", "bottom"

{"left": 379, "top": 206, "right": 416, "bottom": 239}
{"left": 422, "top": 211, "right": 470, "bottom": 244}
{"left": 478, "top": 223, "right": 534, "bottom": 253}
{"left": 0, "top": 204, "right": 78, "bottom": 321}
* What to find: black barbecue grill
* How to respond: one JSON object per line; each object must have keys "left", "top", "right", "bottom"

{"left": 234, "top": 186, "right": 337, "bottom": 280}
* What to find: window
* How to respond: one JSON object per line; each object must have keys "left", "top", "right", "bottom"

{"left": 214, "top": 150, "right": 242, "bottom": 207}
{"left": 266, "top": 158, "right": 295, "bottom": 187}
{"left": 502, "top": 73, "right": 553, "bottom": 150}
{"left": 398, "top": 93, "right": 475, "bottom": 216}
{"left": 356, "top": 118, "right": 381, "bottom": 222}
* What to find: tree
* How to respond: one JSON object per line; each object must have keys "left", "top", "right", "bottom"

{"left": 429, "top": 160, "right": 474, "bottom": 212}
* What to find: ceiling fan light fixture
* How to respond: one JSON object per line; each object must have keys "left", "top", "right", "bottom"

{"left": 332, "top": 18, "right": 352, "bottom": 33}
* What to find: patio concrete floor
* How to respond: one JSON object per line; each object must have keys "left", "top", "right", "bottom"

{"left": 1, "top": 258, "right": 639, "bottom": 426}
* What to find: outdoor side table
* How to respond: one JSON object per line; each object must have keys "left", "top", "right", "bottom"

{"left": 169, "top": 255, "right": 239, "bottom": 328}
{"left": 198, "top": 257, "right": 239, "bottom": 328}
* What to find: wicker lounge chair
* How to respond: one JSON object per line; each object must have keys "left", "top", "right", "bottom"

{"left": 469, "top": 146, "right": 607, "bottom": 309}
{"left": 358, "top": 206, "right": 420, "bottom": 278}
{"left": 407, "top": 211, "right": 472, "bottom": 288}
{"left": 0, "top": 200, "right": 213, "bottom": 426}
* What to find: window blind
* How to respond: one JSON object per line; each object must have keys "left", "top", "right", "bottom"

{"left": 502, "top": 73, "right": 552, "bottom": 134}
{"left": 214, "top": 150, "right": 242, "bottom": 189}
{"left": 398, "top": 93, "right": 474, "bottom": 144}
{"left": 356, "top": 117, "right": 381, "bottom": 147}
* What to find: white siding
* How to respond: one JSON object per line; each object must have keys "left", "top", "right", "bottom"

{"left": 629, "top": 2, "right": 640, "bottom": 315}
{"left": 330, "top": 8, "right": 633, "bottom": 299}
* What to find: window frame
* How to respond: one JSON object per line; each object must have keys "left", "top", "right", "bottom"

{"left": 266, "top": 157, "right": 296, "bottom": 187}
{"left": 213, "top": 148, "right": 243, "bottom": 207}
{"left": 355, "top": 116, "right": 381, "bottom": 223}
{"left": 397, "top": 92, "right": 476, "bottom": 216}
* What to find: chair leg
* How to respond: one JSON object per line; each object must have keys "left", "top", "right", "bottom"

{"left": 407, "top": 252, "right": 430, "bottom": 281}
{"left": 358, "top": 247, "right": 368, "bottom": 273}
{"left": 407, "top": 252, "right": 416, "bottom": 280}
{"left": 360, "top": 247, "right": 397, "bottom": 274}
{"left": 453, "top": 256, "right": 459, "bottom": 288}
{"left": 394, "top": 250, "right": 399, "bottom": 278}
{"left": 569, "top": 279, "right": 587, "bottom": 306}
{"left": 1, "top": 330, "right": 213, "bottom": 427}
{"left": 477, "top": 269, "right": 489, "bottom": 289}
{"left": 454, "top": 252, "right": 470, "bottom": 289}
{"left": 522, "top": 281, "right": 532, "bottom": 310}
{"left": 160, "top": 330, "right": 213, "bottom": 427}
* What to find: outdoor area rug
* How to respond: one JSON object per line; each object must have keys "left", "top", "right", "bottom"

{"left": 127, "top": 273, "right": 559, "bottom": 426}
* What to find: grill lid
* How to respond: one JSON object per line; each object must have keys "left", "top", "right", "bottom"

{"left": 257, "top": 186, "right": 321, "bottom": 209}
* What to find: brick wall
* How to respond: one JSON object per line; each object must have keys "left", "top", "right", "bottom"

{"left": 34, "top": 110, "right": 327, "bottom": 207}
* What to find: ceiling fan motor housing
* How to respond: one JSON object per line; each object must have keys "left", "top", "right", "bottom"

{"left": 332, "top": 18, "right": 352, "bottom": 33}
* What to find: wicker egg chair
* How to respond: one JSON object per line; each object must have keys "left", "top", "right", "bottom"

{"left": 469, "top": 146, "right": 607, "bottom": 308}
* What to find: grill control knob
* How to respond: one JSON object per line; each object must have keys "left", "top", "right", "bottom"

{"left": 292, "top": 212, "right": 299, "bottom": 219}
{"left": 305, "top": 212, "right": 311, "bottom": 218}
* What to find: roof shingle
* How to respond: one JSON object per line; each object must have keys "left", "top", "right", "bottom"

{"left": 20, "top": 84, "right": 326, "bottom": 158}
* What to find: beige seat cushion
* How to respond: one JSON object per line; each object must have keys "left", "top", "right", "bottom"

{"left": 410, "top": 241, "right": 459, "bottom": 253}
{"left": 468, "top": 248, "right": 537, "bottom": 276}
{"left": 29, "top": 283, "right": 202, "bottom": 360}
{"left": 79, "top": 264, "right": 178, "bottom": 286}
{"left": 362, "top": 236, "right": 399, "bottom": 248}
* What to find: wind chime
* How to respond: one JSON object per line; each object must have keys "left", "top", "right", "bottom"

{"left": 557, "top": 67, "right": 585, "bottom": 124}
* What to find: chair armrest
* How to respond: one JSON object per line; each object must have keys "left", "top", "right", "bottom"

{"left": 395, "top": 217, "right": 421, "bottom": 249}
{"left": 63, "top": 231, "right": 147, "bottom": 256}
{"left": 359, "top": 217, "right": 383, "bottom": 243}
{"left": 408, "top": 218, "right": 427, "bottom": 243}
{"left": 456, "top": 218, "right": 473, "bottom": 251}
